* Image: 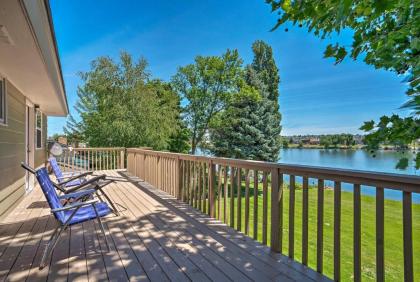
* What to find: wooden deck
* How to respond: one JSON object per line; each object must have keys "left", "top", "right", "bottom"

{"left": 0, "top": 170, "right": 330, "bottom": 281}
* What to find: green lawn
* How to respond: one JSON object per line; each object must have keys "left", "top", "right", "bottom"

{"left": 201, "top": 182, "right": 420, "bottom": 281}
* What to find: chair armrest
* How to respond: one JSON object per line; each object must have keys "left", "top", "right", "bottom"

{"left": 57, "top": 171, "right": 94, "bottom": 184}
{"left": 62, "top": 170, "right": 89, "bottom": 176}
{"left": 51, "top": 199, "right": 98, "bottom": 213}
{"left": 64, "top": 174, "right": 107, "bottom": 193}
{"left": 59, "top": 189, "right": 96, "bottom": 200}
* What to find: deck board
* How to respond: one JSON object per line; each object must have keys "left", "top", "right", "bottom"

{"left": 0, "top": 170, "right": 330, "bottom": 281}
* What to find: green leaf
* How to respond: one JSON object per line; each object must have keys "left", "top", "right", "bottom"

{"left": 395, "top": 157, "right": 409, "bottom": 170}
{"left": 359, "top": 120, "right": 375, "bottom": 131}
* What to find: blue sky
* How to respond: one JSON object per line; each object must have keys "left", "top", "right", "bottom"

{"left": 48, "top": 0, "right": 408, "bottom": 136}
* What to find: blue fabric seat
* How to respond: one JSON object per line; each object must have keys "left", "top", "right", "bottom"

{"left": 22, "top": 164, "right": 113, "bottom": 269}
{"left": 65, "top": 202, "right": 110, "bottom": 225}
{"left": 35, "top": 167, "right": 112, "bottom": 225}
{"left": 49, "top": 157, "right": 88, "bottom": 187}
{"left": 47, "top": 157, "right": 120, "bottom": 216}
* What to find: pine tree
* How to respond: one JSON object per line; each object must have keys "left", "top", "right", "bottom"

{"left": 245, "top": 66, "right": 282, "bottom": 161}
{"left": 208, "top": 41, "right": 282, "bottom": 162}
{"left": 209, "top": 84, "right": 263, "bottom": 159}
{"left": 246, "top": 40, "right": 282, "bottom": 161}
{"left": 250, "top": 40, "right": 280, "bottom": 105}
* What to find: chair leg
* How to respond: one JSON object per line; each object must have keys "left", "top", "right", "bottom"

{"left": 40, "top": 208, "right": 80, "bottom": 269}
{"left": 92, "top": 204, "right": 111, "bottom": 252}
{"left": 39, "top": 223, "right": 64, "bottom": 269}
{"left": 97, "top": 188, "right": 119, "bottom": 216}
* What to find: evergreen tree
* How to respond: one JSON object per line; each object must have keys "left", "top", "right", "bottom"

{"left": 246, "top": 41, "right": 282, "bottom": 161}
{"left": 209, "top": 84, "right": 263, "bottom": 159}
{"left": 250, "top": 40, "right": 280, "bottom": 106}
{"left": 209, "top": 41, "right": 282, "bottom": 162}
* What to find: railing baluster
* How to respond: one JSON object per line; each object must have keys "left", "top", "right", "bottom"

{"left": 193, "top": 162, "right": 197, "bottom": 208}
{"left": 209, "top": 161, "right": 216, "bottom": 217}
{"left": 271, "top": 168, "right": 281, "bottom": 252}
{"left": 198, "top": 163, "right": 202, "bottom": 211}
{"left": 237, "top": 167, "right": 242, "bottom": 231}
{"left": 354, "top": 184, "right": 361, "bottom": 282}
{"left": 203, "top": 162, "right": 208, "bottom": 214}
{"left": 245, "top": 169, "right": 250, "bottom": 235}
{"left": 224, "top": 167, "right": 228, "bottom": 223}
{"left": 230, "top": 166, "right": 235, "bottom": 228}
{"left": 403, "top": 191, "right": 413, "bottom": 282}
{"left": 289, "top": 175, "right": 295, "bottom": 258}
{"left": 317, "top": 179, "right": 324, "bottom": 273}
{"left": 262, "top": 171, "right": 268, "bottom": 245}
{"left": 334, "top": 181, "right": 341, "bottom": 281}
{"left": 190, "top": 162, "right": 195, "bottom": 207}
{"left": 185, "top": 161, "right": 190, "bottom": 203}
{"left": 376, "top": 187, "right": 384, "bottom": 282}
{"left": 217, "top": 166, "right": 223, "bottom": 220}
{"left": 253, "top": 170, "right": 258, "bottom": 241}
{"left": 302, "top": 176, "right": 309, "bottom": 266}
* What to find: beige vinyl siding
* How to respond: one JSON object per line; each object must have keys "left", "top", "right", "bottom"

{"left": 34, "top": 113, "right": 47, "bottom": 167}
{"left": 0, "top": 81, "right": 26, "bottom": 219}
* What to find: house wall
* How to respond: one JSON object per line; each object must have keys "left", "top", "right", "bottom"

{"left": 0, "top": 80, "right": 26, "bottom": 219}
{"left": 0, "top": 80, "right": 48, "bottom": 219}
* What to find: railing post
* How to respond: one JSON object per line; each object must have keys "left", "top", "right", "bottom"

{"left": 176, "top": 157, "right": 183, "bottom": 200}
{"left": 270, "top": 167, "right": 281, "bottom": 252}
{"left": 208, "top": 160, "right": 216, "bottom": 218}
{"left": 120, "top": 149, "right": 125, "bottom": 169}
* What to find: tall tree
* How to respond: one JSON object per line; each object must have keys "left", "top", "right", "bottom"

{"left": 209, "top": 41, "right": 282, "bottom": 162}
{"left": 250, "top": 40, "right": 280, "bottom": 105}
{"left": 64, "top": 52, "right": 181, "bottom": 150}
{"left": 246, "top": 41, "right": 282, "bottom": 161}
{"left": 171, "top": 50, "right": 243, "bottom": 154}
{"left": 266, "top": 0, "right": 419, "bottom": 169}
{"left": 209, "top": 84, "right": 263, "bottom": 159}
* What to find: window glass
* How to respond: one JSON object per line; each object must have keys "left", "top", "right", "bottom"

{"left": 36, "top": 110, "right": 42, "bottom": 148}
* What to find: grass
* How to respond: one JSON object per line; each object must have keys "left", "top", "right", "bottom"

{"left": 195, "top": 180, "right": 420, "bottom": 281}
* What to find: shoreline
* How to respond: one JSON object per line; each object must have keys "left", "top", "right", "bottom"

{"left": 283, "top": 145, "right": 418, "bottom": 151}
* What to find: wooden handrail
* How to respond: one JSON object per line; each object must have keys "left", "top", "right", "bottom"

{"left": 126, "top": 147, "right": 419, "bottom": 281}
{"left": 127, "top": 148, "right": 420, "bottom": 191}
{"left": 55, "top": 147, "right": 125, "bottom": 171}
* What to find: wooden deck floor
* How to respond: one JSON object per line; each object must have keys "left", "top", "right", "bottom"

{"left": 0, "top": 170, "right": 330, "bottom": 281}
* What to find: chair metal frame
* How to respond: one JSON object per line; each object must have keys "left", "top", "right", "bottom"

{"left": 21, "top": 163, "right": 112, "bottom": 269}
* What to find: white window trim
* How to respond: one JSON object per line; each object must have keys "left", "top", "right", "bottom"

{"left": 36, "top": 109, "right": 43, "bottom": 150}
{"left": 0, "top": 76, "right": 7, "bottom": 126}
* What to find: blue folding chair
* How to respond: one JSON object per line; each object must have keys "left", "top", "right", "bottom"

{"left": 48, "top": 157, "right": 119, "bottom": 215}
{"left": 21, "top": 163, "right": 112, "bottom": 269}
{"left": 49, "top": 157, "right": 92, "bottom": 187}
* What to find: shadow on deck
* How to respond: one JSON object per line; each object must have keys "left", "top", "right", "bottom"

{"left": 0, "top": 170, "right": 330, "bottom": 281}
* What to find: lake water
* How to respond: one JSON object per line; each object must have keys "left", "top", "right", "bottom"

{"left": 279, "top": 148, "right": 419, "bottom": 202}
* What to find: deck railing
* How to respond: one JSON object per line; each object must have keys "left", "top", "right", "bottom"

{"left": 126, "top": 148, "right": 420, "bottom": 282}
{"left": 56, "top": 147, "right": 125, "bottom": 171}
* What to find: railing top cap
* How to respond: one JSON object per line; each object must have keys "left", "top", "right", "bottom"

{"left": 126, "top": 148, "right": 420, "bottom": 189}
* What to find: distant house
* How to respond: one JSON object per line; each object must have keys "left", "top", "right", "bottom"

{"left": 309, "top": 137, "right": 320, "bottom": 145}
{"left": 0, "top": 0, "right": 67, "bottom": 219}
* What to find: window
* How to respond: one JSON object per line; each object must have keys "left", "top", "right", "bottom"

{"left": 0, "top": 77, "right": 6, "bottom": 125}
{"left": 36, "top": 110, "right": 43, "bottom": 149}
